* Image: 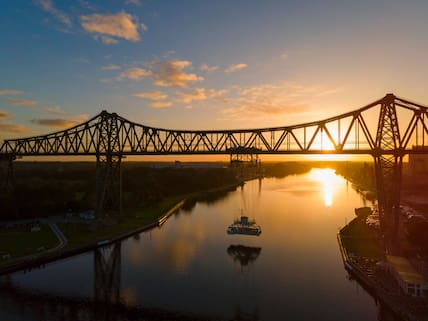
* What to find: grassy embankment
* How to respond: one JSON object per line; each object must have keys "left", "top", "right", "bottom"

{"left": 0, "top": 225, "right": 58, "bottom": 261}
{"left": 59, "top": 182, "right": 239, "bottom": 249}
{"left": 340, "top": 213, "right": 384, "bottom": 259}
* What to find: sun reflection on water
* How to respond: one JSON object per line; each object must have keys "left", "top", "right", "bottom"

{"left": 309, "top": 168, "right": 342, "bottom": 207}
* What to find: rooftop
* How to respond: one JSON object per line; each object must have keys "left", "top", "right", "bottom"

{"left": 386, "top": 255, "right": 428, "bottom": 286}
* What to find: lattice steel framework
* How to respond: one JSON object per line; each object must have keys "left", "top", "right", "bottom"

{"left": 95, "top": 112, "right": 122, "bottom": 218}
{"left": 2, "top": 93, "right": 428, "bottom": 233}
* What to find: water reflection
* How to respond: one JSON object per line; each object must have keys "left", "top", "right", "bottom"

{"left": 308, "top": 168, "right": 342, "bottom": 207}
{"left": 0, "top": 171, "right": 407, "bottom": 321}
{"left": 227, "top": 245, "right": 262, "bottom": 268}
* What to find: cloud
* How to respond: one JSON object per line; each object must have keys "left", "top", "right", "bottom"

{"left": 150, "top": 101, "right": 172, "bottom": 108}
{"left": 7, "top": 98, "right": 37, "bottom": 107}
{"left": 0, "top": 89, "right": 24, "bottom": 95}
{"left": 0, "top": 110, "right": 29, "bottom": 134}
{"left": 225, "top": 63, "right": 248, "bottom": 73}
{"left": 78, "top": 0, "right": 95, "bottom": 10}
{"left": 208, "top": 89, "right": 228, "bottom": 100}
{"left": 220, "top": 82, "right": 331, "bottom": 120}
{"left": 126, "top": 0, "right": 142, "bottom": 6}
{"left": 41, "top": 106, "right": 67, "bottom": 115}
{"left": 0, "top": 110, "right": 10, "bottom": 120}
{"left": 75, "top": 57, "right": 90, "bottom": 64}
{"left": 140, "top": 23, "right": 148, "bottom": 32}
{"left": 132, "top": 91, "right": 168, "bottom": 100}
{"left": 30, "top": 113, "right": 88, "bottom": 129}
{"left": 31, "top": 118, "right": 80, "bottom": 129}
{"left": 200, "top": 64, "right": 218, "bottom": 72}
{"left": 37, "top": 0, "right": 72, "bottom": 27}
{"left": 176, "top": 88, "right": 207, "bottom": 104}
{"left": 80, "top": 12, "right": 147, "bottom": 44}
{"left": 102, "top": 64, "right": 121, "bottom": 71}
{"left": 117, "top": 67, "right": 152, "bottom": 81}
{"left": 100, "top": 36, "right": 119, "bottom": 44}
{"left": 149, "top": 60, "right": 204, "bottom": 88}
{"left": 0, "top": 123, "right": 29, "bottom": 134}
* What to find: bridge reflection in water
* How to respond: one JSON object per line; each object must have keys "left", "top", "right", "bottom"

{"left": 0, "top": 243, "right": 212, "bottom": 321}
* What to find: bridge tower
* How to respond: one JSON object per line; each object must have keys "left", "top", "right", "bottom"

{"left": 94, "top": 242, "right": 121, "bottom": 305}
{"left": 95, "top": 111, "right": 123, "bottom": 218}
{"left": 374, "top": 94, "right": 403, "bottom": 246}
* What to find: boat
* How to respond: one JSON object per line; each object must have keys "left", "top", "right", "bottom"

{"left": 227, "top": 215, "right": 262, "bottom": 236}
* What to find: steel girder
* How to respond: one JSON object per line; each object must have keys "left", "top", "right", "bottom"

{"left": 2, "top": 94, "right": 428, "bottom": 157}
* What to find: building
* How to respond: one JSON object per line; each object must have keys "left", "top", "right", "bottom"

{"left": 383, "top": 255, "right": 428, "bottom": 298}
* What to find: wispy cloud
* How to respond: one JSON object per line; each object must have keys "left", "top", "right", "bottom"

{"left": 75, "top": 57, "right": 90, "bottom": 64}
{"left": 149, "top": 60, "right": 204, "bottom": 88}
{"left": 219, "top": 82, "right": 339, "bottom": 120}
{"left": 200, "top": 64, "right": 218, "bottom": 72}
{"left": 0, "top": 89, "right": 24, "bottom": 95}
{"left": 225, "top": 63, "right": 248, "bottom": 73}
{"left": 176, "top": 88, "right": 207, "bottom": 104}
{"left": 31, "top": 118, "right": 80, "bottom": 128}
{"left": 117, "top": 67, "right": 152, "bottom": 81}
{"left": 150, "top": 101, "right": 172, "bottom": 108}
{"left": 0, "top": 110, "right": 10, "bottom": 120}
{"left": 99, "top": 36, "right": 119, "bottom": 44}
{"left": 41, "top": 106, "right": 67, "bottom": 115}
{"left": 78, "top": 0, "right": 95, "bottom": 10}
{"left": 37, "top": 0, "right": 72, "bottom": 27}
{"left": 7, "top": 98, "right": 37, "bottom": 107}
{"left": 80, "top": 12, "right": 147, "bottom": 44}
{"left": 126, "top": 0, "right": 142, "bottom": 6}
{"left": 132, "top": 91, "right": 168, "bottom": 100}
{"left": 0, "top": 123, "right": 29, "bottom": 134}
{"left": 102, "top": 64, "right": 121, "bottom": 71}
{"left": 31, "top": 112, "right": 89, "bottom": 129}
{"left": 0, "top": 110, "right": 29, "bottom": 134}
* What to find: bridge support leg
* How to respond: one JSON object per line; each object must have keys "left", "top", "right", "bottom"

{"left": 374, "top": 155, "right": 403, "bottom": 250}
{"left": 230, "top": 153, "right": 261, "bottom": 180}
{"left": 95, "top": 154, "right": 122, "bottom": 218}
{"left": 94, "top": 243, "right": 121, "bottom": 304}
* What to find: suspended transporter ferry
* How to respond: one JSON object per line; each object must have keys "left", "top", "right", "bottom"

{"left": 227, "top": 214, "right": 262, "bottom": 236}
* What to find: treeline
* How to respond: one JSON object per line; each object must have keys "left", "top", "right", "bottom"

{"left": 1, "top": 162, "right": 238, "bottom": 220}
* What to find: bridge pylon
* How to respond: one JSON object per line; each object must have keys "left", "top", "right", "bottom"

{"left": 95, "top": 111, "right": 123, "bottom": 218}
{"left": 374, "top": 94, "right": 403, "bottom": 249}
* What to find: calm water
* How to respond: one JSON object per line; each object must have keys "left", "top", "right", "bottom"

{"left": 0, "top": 168, "right": 399, "bottom": 320}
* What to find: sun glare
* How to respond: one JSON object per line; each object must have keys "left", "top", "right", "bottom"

{"left": 309, "top": 168, "right": 342, "bottom": 207}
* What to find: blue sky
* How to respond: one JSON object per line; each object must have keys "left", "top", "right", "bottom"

{"left": 1, "top": 0, "right": 428, "bottom": 140}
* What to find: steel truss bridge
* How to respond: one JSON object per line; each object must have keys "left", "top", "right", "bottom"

{"left": 2, "top": 93, "right": 428, "bottom": 239}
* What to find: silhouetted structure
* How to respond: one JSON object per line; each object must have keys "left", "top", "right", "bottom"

{"left": 1, "top": 94, "right": 428, "bottom": 242}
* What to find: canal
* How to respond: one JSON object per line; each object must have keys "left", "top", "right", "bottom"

{"left": 0, "top": 168, "right": 399, "bottom": 320}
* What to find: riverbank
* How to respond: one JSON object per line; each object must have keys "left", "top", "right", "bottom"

{"left": 0, "top": 180, "right": 243, "bottom": 276}
{"left": 338, "top": 214, "right": 428, "bottom": 321}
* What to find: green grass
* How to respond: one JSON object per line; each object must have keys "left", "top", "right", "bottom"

{"left": 59, "top": 195, "right": 186, "bottom": 249}
{"left": 0, "top": 225, "right": 58, "bottom": 260}
{"left": 340, "top": 215, "right": 385, "bottom": 259}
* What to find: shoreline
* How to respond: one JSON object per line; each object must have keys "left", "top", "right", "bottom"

{"left": 0, "top": 180, "right": 244, "bottom": 276}
{"left": 337, "top": 217, "right": 428, "bottom": 321}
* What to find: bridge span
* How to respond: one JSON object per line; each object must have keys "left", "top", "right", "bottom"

{"left": 1, "top": 93, "right": 428, "bottom": 239}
